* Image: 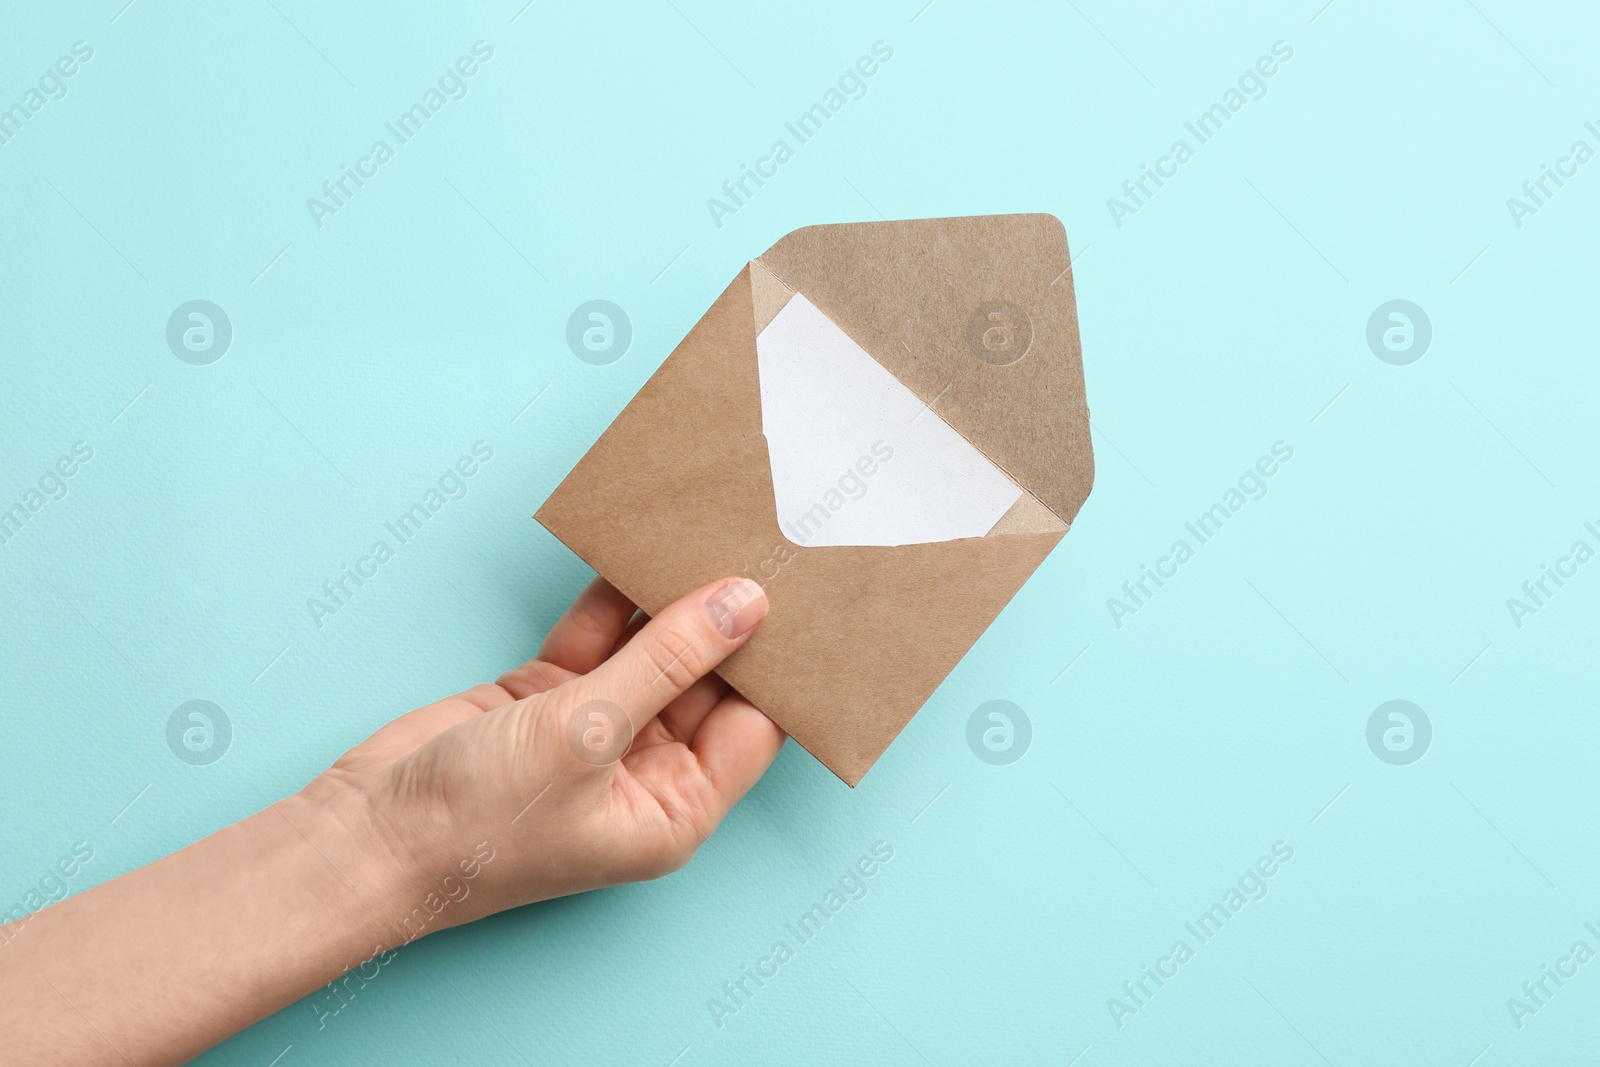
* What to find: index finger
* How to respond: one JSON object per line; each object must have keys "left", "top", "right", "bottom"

{"left": 539, "top": 576, "right": 637, "bottom": 674}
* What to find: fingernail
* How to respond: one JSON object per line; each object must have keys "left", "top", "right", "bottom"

{"left": 706, "top": 578, "right": 767, "bottom": 639}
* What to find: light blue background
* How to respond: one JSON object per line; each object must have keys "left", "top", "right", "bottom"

{"left": 3, "top": 0, "right": 1597, "bottom": 1063}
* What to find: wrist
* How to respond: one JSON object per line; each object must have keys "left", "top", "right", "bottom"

{"left": 281, "top": 775, "right": 427, "bottom": 953}
{"left": 291, "top": 770, "right": 511, "bottom": 946}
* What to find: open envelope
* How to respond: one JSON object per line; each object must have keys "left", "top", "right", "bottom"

{"left": 536, "top": 214, "right": 1094, "bottom": 785}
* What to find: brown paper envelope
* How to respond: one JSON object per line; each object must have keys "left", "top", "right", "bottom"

{"left": 536, "top": 214, "right": 1093, "bottom": 786}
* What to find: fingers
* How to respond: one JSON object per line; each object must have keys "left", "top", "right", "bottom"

{"left": 496, "top": 659, "right": 578, "bottom": 701}
{"left": 690, "top": 693, "right": 786, "bottom": 812}
{"left": 352, "top": 684, "right": 515, "bottom": 755}
{"left": 538, "top": 577, "right": 637, "bottom": 675}
{"left": 633, "top": 674, "right": 729, "bottom": 749}
{"left": 609, "top": 611, "right": 648, "bottom": 657}
{"left": 565, "top": 577, "right": 767, "bottom": 737}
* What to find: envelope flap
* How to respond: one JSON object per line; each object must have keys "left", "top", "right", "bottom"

{"left": 754, "top": 214, "right": 1093, "bottom": 526}
{"left": 536, "top": 263, "right": 1067, "bottom": 785}
{"left": 537, "top": 215, "right": 1096, "bottom": 785}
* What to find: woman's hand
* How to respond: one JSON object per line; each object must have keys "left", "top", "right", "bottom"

{"left": 307, "top": 575, "right": 783, "bottom": 935}
{"left": 0, "top": 575, "right": 782, "bottom": 1066}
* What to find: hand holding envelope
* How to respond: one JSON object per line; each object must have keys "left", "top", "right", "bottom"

{"left": 537, "top": 214, "right": 1095, "bottom": 785}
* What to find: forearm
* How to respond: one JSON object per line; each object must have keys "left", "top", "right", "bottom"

{"left": 0, "top": 785, "right": 411, "bottom": 1066}
{"left": 0, "top": 575, "right": 779, "bottom": 1063}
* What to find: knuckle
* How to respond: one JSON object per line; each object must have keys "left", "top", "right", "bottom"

{"left": 460, "top": 682, "right": 514, "bottom": 713}
{"left": 642, "top": 625, "right": 708, "bottom": 691}
{"left": 496, "top": 661, "right": 562, "bottom": 697}
{"left": 509, "top": 695, "right": 559, "bottom": 754}
{"left": 566, "top": 599, "right": 612, "bottom": 640}
{"left": 510, "top": 695, "right": 593, "bottom": 778}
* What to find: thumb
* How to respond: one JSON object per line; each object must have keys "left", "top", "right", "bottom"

{"left": 560, "top": 577, "right": 767, "bottom": 744}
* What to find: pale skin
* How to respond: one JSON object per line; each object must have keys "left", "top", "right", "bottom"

{"left": 0, "top": 575, "right": 779, "bottom": 1066}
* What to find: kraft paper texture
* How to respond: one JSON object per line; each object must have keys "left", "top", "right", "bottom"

{"left": 536, "top": 214, "right": 1094, "bottom": 785}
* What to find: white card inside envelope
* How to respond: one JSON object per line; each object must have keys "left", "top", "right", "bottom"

{"left": 755, "top": 293, "right": 1023, "bottom": 548}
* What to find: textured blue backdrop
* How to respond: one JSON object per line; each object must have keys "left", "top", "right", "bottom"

{"left": 3, "top": 0, "right": 1597, "bottom": 1063}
